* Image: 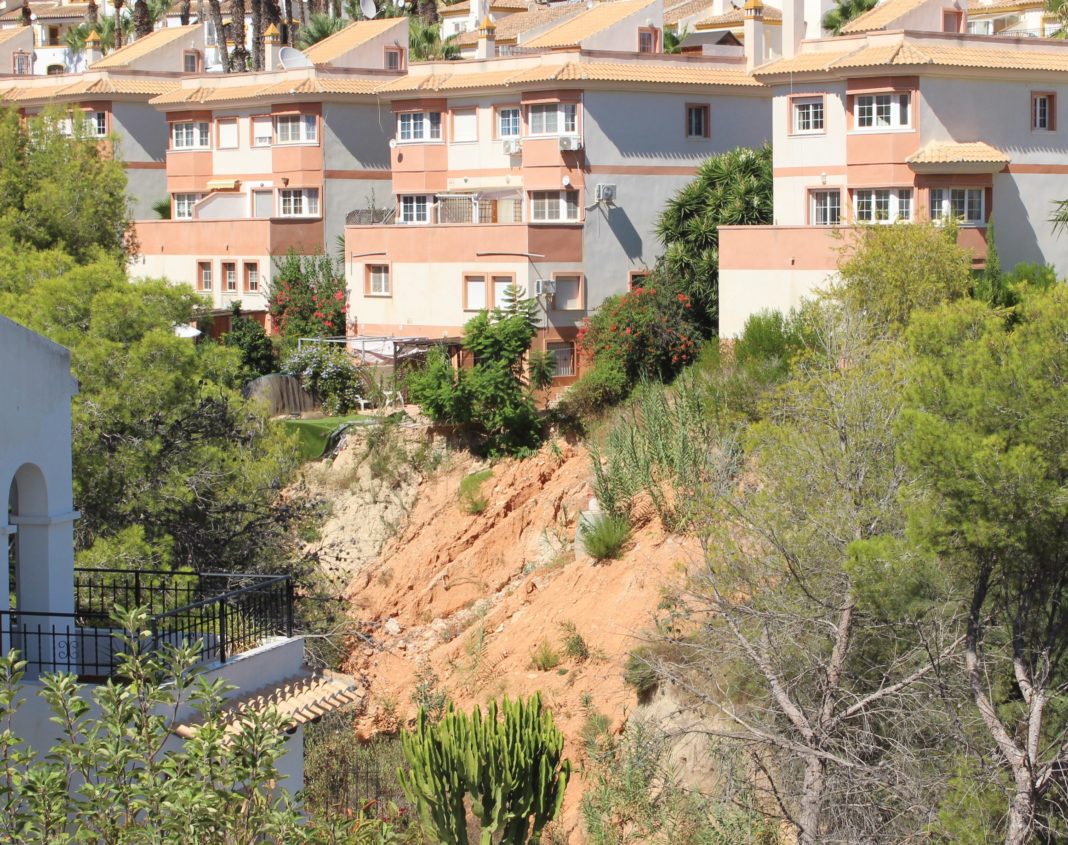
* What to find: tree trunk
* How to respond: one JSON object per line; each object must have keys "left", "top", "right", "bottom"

{"left": 250, "top": 0, "right": 263, "bottom": 70}
{"left": 86, "top": 0, "right": 99, "bottom": 25}
{"left": 114, "top": 0, "right": 126, "bottom": 46}
{"left": 290, "top": 0, "right": 306, "bottom": 37}
{"left": 229, "top": 0, "right": 250, "bottom": 70}
{"left": 418, "top": 0, "right": 438, "bottom": 24}
{"left": 207, "top": 0, "right": 229, "bottom": 70}
{"left": 133, "top": 0, "right": 152, "bottom": 37}
{"left": 1004, "top": 786, "right": 1036, "bottom": 845}
{"left": 20, "top": 0, "right": 30, "bottom": 27}
{"left": 178, "top": 0, "right": 191, "bottom": 25}
{"left": 797, "top": 755, "right": 826, "bottom": 845}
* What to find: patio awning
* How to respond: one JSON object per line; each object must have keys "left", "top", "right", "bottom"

{"left": 907, "top": 141, "right": 1009, "bottom": 174}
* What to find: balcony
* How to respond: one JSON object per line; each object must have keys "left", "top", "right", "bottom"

{"left": 134, "top": 217, "right": 325, "bottom": 258}
{"left": 0, "top": 568, "right": 294, "bottom": 679}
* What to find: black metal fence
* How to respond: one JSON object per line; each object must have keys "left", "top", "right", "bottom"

{"left": 314, "top": 763, "right": 412, "bottom": 819}
{"left": 1, "top": 569, "right": 293, "bottom": 678}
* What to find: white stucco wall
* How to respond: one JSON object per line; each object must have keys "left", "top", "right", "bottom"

{"left": 719, "top": 267, "right": 836, "bottom": 337}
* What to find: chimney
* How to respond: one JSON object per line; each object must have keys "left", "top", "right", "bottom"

{"left": 783, "top": 0, "right": 803, "bottom": 58}
{"left": 476, "top": 15, "right": 496, "bottom": 59}
{"left": 264, "top": 22, "right": 282, "bottom": 70}
{"left": 85, "top": 28, "right": 103, "bottom": 65}
{"left": 743, "top": 0, "right": 765, "bottom": 72}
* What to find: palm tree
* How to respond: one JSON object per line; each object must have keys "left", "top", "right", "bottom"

{"left": 1048, "top": 0, "right": 1068, "bottom": 36}
{"left": 179, "top": 0, "right": 191, "bottom": 24}
{"left": 133, "top": 0, "right": 152, "bottom": 37}
{"left": 663, "top": 25, "right": 688, "bottom": 53}
{"left": 408, "top": 17, "right": 458, "bottom": 60}
{"left": 207, "top": 0, "right": 229, "bottom": 69}
{"left": 230, "top": 0, "right": 251, "bottom": 69}
{"left": 250, "top": 0, "right": 263, "bottom": 69}
{"left": 65, "top": 22, "right": 92, "bottom": 52}
{"left": 1051, "top": 199, "right": 1068, "bottom": 233}
{"left": 297, "top": 11, "right": 346, "bottom": 46}
{"left": 822, "top": 0, "right": 877, "bottom": 34}
{"left": 86, "top": 0, "right": 98, "bottom": 25}
{"left": 92, "top": 15, "right": 134, "bottom": 52}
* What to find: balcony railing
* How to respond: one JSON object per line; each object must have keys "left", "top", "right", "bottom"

{"left": 1, "top": 568, "right": 293, "bottom": 679}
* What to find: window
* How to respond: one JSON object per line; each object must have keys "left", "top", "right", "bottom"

{"left": 942, "top": 10, "right": 962, "bottom": 31}
{"left": 217, "top": 119, "right": 238, "bottom": 148}
{"left": 367, "top": 264, "right": 390, "bottom": 296}
{"left": 398, "top": 111, "right": 442, "bottom": 142}
{"left": 552, "top": 274, "right": 583, "bottom": 310}
{"left": 452, "top": 108, "right": 477, "bottom": 143}
{"left": 252, "top": 116, "right": 273, "bottom": 146}
{"left": 530, "top": 190, "right": 579, "bottom": 222}
{"left": 855, "top": 93, "right": 911, "bottom": 130}
{"left": 198, "top": 261, "right": 213, "bottom": 291}
{"left": 638, "top": 27, "right": 659, "bottom": 53}
{"left": 275, "top": 114, "right": 317, "bottom": 144}
{"left": 385, "top": 46, "right": 404, "bottom": 70}
{"left": 244, "top": 262, "right": 259, "bottom": 292}
{"left": 252, "top": 189, "right": 273, "bottom": 218}
{"left": 792, "top": 97, "right": 824, "bottom": 133}
{"left": 931, "top": 188, "right": 984, "bottom": 224}
{"left": 1033, "top": 93, "right": 1056, "bottom": 131}
{"left": 629, "top": 271, "right": 651, "bottom": 289}
{"left": 528, "top": 103, "right": 577, "bottom": 136}
{"left": 492, "top": 275, "right": 516, "bottom": 307}
{"left": 183, "top": 50, "right": 200, "bottom": 73}
{"left": 400, "top": 195, "right": 429, "bottom": 223}
{"left": 46, "top": 65, "right": 64, "bottom": 75}
{"left": 852, "top": 188, "right": 912, "bottom": 223}
{"left": 498, "top": 107, "right": 520, "bottom": 138}
{"left": 464, "top": 274, "right": 487, "bottom": 310}
{"left": 811, "top": 190, "right": 841, "bottom": 226}
{"left": 279, "top": 188, "right": 320, "bottom": 217}
{"left": 686, "top": 104, "right": 709, "bottom": 139}
{"left": 172, "top": 121, "right": 210, "bottom": 149}
{"left": 86, "top": 110, "right": 107, "bottom": 137}
{"left": 173, "top": 193, "right": 202, "bottom": 219}
{"left": 13, "top": 52, "right": 30, "bottom": 75}
{"left": 548, "top": 342, "right": 575, "bottom": 377}
{"left": 223, "top": 262, "right": 237, "bottom": 292}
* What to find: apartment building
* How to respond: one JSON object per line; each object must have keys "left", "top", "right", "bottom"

{"left": 718, "top": 0, "right": 1068, "bottom": 336}
{"left": 0, "top": 26, "right": 211, "bottom": 218}
{"left": 346, "top": 0, "right": 771, "bottom": 380}
{"left": 132, "top": 17, "right": 407, "bottom": 313}
{"left": 0, "top": 314, "right": 359, "bottom": 789}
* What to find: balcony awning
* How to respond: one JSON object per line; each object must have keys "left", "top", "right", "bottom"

{"left": 174, "top": 669, "right": 362, "bottom": 739}
{"left": 907, "top": 142, "right": 1009, "bottom": 174}
{"left": 206, "top": 178, "right": 241, "bottom": 191}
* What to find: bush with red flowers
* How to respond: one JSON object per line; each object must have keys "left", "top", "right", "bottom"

{"left": 578, "top": 277, "right": 702, "bottom": 385}
{"left": 268, "top": 250, "right": 349, "bottom": 350}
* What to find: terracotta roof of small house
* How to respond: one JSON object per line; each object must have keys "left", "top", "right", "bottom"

{"left": 174, "top": 670, "right": 362, "bottom": 740}
{"left": 151, "top": 73, "right": 381, "bottom": 104}
{"left": 441, "top": 0, "right": 533, "bottom": 15}
{"left": 838, "top": 0, "right": 931, "bottom": 33}
{"left": 302, "top": 17, "right": 404, "bottom": 64}
{"left": 0, "top": 75, "right": 177, "bottom": 102}
{"left": 91, "top": 24, "right": 198, "bottom": 68}
{"left": 696, "top": 4, "right": 781, "bottom": 27}
{"left": 524, "top": 0, "right": 658, "bottom": 47}
{"left": 0, "top": 2, "right": 55, "bottom": 20}
{"left": 906, "top": 140, "right": 1009, "bottom": 164}
{"left": 454, "top": 2, "right": 579, "bottom": 44}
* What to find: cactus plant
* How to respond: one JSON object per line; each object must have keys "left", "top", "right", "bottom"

{"left": 398, "top": 694, "right": 571, "bottom": 845}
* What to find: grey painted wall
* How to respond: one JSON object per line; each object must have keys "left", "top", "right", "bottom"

{"left": 112, "top": 101, "right": 169, "bottom": 219}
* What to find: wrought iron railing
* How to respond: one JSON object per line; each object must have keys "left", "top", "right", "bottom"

{"left": 1, "top": 569, "right": 293, "bottom": 678}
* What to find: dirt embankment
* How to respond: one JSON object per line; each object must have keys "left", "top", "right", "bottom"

{"left": 307, "top": 431, "right": 700, "bottom": 837}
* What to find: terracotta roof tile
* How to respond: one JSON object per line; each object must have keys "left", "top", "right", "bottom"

{"left": 0, "top": 2, "right": 56, "bottom": 21}
{"left": 174, "top": 670, "right": 363, "bottom": 739}
{"left": 0, "top": 76, "right": 177, "bottom": 102}
{"left": 966, "top": 0, "right": 1042, "bottom": 11}
{"left": 839, "top": 0, "right": 930, "bottom": 33}
{"left": 907, "top": 140, "right": 1009, "bottom": 164}
{"left": 151, "top": 74, "right": 380, "bottom": 104}
{"left": 455, "top": 3, "right": 580, "bottom": 44}
{"left": 443, "top": 0, "right": 533, "bottom": 14}
{"left": 696, "top": 4, "right": 780, "bottom": 27}
{"left": 0, "top": 24, "right": 30, "bottom": 43}
{"left": 664, "top": 0, "right": 710, "bottom": 25}
{"left": 754, "top": 49, "right": 852, "bottom": 73}
{"left": 92, "top": 24, "right": 200, "bottom": 68}
{"left": 302, "top": 17, "right": 405, "bottom": 65}
{"left": 524, "top": 0, "right": 657, "bottom": 47}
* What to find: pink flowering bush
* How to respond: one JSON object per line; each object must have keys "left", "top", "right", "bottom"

{"left": 268, "top": 251, "right": 349, "bottom": 348}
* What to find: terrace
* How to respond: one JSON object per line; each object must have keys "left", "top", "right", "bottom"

{"left": 1, "top": 568, "right": 294, "bottom": 679}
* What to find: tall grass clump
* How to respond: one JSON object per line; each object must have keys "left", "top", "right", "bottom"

{"left": 580, "top": 513, "right": 631, "bottom": 561}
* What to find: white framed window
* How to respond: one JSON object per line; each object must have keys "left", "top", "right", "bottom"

{"left": 498, "top": 106, "right": 520, "bottom": 138}
{"left": 13, "top": 52, "right": 31, "bottom": 75}
{"left": 223, "top": 262, "right": 237, "bottom": 292}
{"left": 385, "top": 46, "right": 404, "bottom": 70}
{"left": 464, "top": 274, "right": 487, "bottom": 310}
{"left": 367, "top": 264, "right": 390, "bottom": 296}
{"left": 400, "top": 195, "right": 429, "bottom": 223}
{"left": 548, "top": 342, "right": 575, "bottom": 377}
{"left": 173, "top": 193, "right": 202, "bottom": 219}
{"left": 1033, "top": 93, "right": 1055, "bottom": 131}
{"left": 552, "top": 274, "right": 583, "bottom": 310}
{"left": 279, "top": 188, "right": 320, "bottom": 217}
{"left": 686, "top": 104, "right": 709, "bottom": 139}
{"left": 452, "top": 108, "right": 477, "bottom": 143}
{"left": 528, "top": 103, "right": 577, "bottom": 136}
{"left": 198, "top": 261, "right": 213, "bottom": 291}
{"left": 275, "top": 114, "right": 317, "bottom": 144}
{"left": 85, "top": 110, "right": 107, "bottom": 137}
{"left": 811, "top": 190, "right": 841, "bottom": 226}
{"left": 530, "top": 190, "right": 579, "bottom": 222}
{"left": 792, "top": 97, "right": 824, "bottom": 133}
{"left": 397, "top": 111, "right": 442, "bottom": 142}
{"left": 931, "top": 188, "right": 984, "bottom": 225}
{"left": 492, "top": 276, "right": 518, "bottom": 308}
{"left": 217, "top": 119, "right": 239, "bottom": 149}
{"left": 253, "top": 116, "right": 273, "bottom": 146}
{"left": 245, "top": 262, "right": 259, "bottom": 292}
{"left": 855, "top": 92, "right": 911, "bottom": 130}
{"left": 172, "top": 121, "right": 210, "bottom": 149}
{"left": 852, "top": 188, "right": 912, "bottom": 223}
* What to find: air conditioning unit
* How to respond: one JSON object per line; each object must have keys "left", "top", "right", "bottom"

{"left": 535, "top": 278, "right": 557, "bottom": 300}
{"left": 558, "top": 135, "right": 583, "bottom": 151}
{"left": 595, "top": 183, "right": 617, "bottom": 204}
{"left": 502, "top": 138, "right": 522, "bottom": 155}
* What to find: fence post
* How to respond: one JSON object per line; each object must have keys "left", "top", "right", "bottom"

{"left": 285, "top": 578, "right": 294, "bottom": 638}
{"left": 134, "top": 570, "right": 142, "bottom": 611}
{"left": 218, "top": 598, "right": 228, "bottom": 664}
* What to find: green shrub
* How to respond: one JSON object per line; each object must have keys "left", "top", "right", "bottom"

{"left": 222, "top": 303, "right": 275, "bottom": 379}
{"left": 268, "top": 250, "right": 348, "bottom": 348}
{"left": 530, "top": 639, "right": 562, "bottom": 671}
{"left": 581, "top": 513, "right": 630, "bottom": 561}
{"left": 735, "top": 308, "right": 810, "bottom": 375}
{"left": 283, "top": 343, "right": 365, "bottom": 415}
{"left": 152, "top": 198, "right": 171, "bottom": 219}
{"left": 623, "top": 648, "right": 659, "bottom": 699}
{"left": 557, "top": 360, "right": 629, "bottom": 419}
{"left": 560, "top": 621, "right": 589, "bottom": 662}
{"left": 458, "top": 468, "right": 492, "bottom": 514}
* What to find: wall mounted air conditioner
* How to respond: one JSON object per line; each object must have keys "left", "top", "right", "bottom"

{"left": 535, "top": 278, "right": 557, "bottom": 300}
{"left": 595, "top": 183, "right": 617, "bottom": 203}
{"left": 503, "top": 138, "right": 522, "bottom": 155}
{"left": 558, "top": 135, "right": 583, "bottom": 151}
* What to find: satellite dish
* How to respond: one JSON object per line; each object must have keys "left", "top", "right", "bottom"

{"left": 389, "top": 138, "right": 397, "bottom": 148}
{"left": 360, "top": 0, "right": 377, "bottom": 18}
{"left": 279, "top": 46, "right": 313, "bottom": 68}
